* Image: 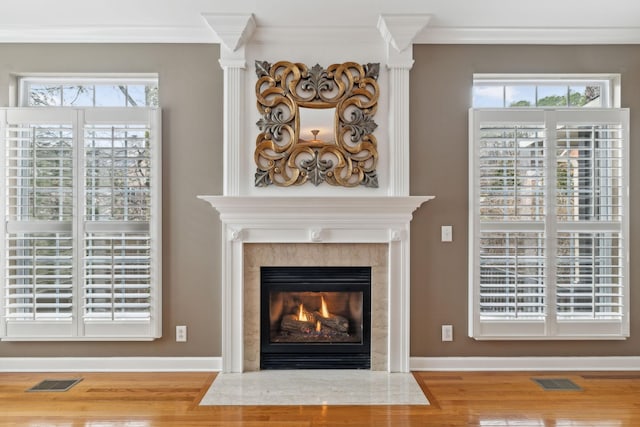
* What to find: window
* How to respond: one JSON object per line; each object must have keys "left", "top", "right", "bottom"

{"left": 20, "top": 77, "right": 158, "bottom": 108}
{"left": 0, "top": 77, "right": 161, "bottom": 340}
{"left": 472, "top": 74, "right": 618, "bottom": 109}
{"left": 469, "top": 76, "right": 629, "bottom": 340}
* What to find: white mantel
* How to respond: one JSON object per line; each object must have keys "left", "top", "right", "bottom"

{"left": 199, "top": 196, "right": 433, "bottom": 372}
{"left": 198, "top": 14, "right": 434, "bottom": 372}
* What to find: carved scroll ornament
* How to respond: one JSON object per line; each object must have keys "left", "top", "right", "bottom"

{"left": 254, "top": 61, "right": 380, "bottom": 188}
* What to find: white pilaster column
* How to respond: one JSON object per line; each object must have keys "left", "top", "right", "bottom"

{"left": 202, "top": 13, "right": 256, "bottom": 196}
{"left": 378, "top": 14, "right": 431, "bottom": 371}
{"left": 219, "top": 57, "right": 245, "bottom": 196}
{"left": 202, "top": 14, "right": 256, "bottom": 371}
{"left": 387, "top": 59, "right": 413, "bottom": 196}
{"left": 378, "top": 14, "right": 431, "bottom": 197}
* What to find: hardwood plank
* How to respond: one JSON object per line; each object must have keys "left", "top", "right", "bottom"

{"left": 0, "top": 371, "right": 639, "bottom": 426}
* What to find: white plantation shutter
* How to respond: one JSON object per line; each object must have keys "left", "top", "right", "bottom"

{"left": 469, "top": 109, "right": 629, "bottom": 339}
{"left": 0, "top": 108, "right": 161, "bottom": 340}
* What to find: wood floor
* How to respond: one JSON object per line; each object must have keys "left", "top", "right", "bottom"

{"left": 1, "top": 371, "right": 639, "bottom": 426}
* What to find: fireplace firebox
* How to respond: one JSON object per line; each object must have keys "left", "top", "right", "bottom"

{"left": 260, "top": 266, "right": 371, "bottom": 369}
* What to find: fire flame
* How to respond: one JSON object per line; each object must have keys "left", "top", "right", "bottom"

{"left": 320, "top": 296, "right": 330, "bottom": 318}
{"left": 316, "top": 321, "right": 321, "bottom": 332}
{"left": 297, "top": 303, "right": 308, "bottom": 322}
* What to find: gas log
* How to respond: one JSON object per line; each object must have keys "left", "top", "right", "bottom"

{"left": 280, "top": 311, "right": 350, "bottom": 335}
{"left": 314, "top": 312, "right": 349, "bottom": 332}
{"left": 280, "top": 314, "right": 315, "bottom": 334}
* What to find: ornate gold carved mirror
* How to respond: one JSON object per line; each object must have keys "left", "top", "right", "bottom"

{"left": 255, "top": 61, "right": 380, "bottom": 187}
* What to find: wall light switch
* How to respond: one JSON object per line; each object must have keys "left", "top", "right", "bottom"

{"left": 441, "top": 225, "right": 453, "bottom": 242}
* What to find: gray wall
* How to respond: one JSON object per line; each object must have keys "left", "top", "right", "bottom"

{"left": 0, "top": 43, "right": 638, "bottom": 359}
{"left": 0, "top": 44, "right": 223, "bottom": 357}
{"left": 410, "top": 45, "right": 640, "bottom": 357}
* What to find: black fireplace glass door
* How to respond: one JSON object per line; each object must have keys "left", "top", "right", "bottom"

{"left": 268, "top": 290, "right": 364, "bottom": 344}
{"left": 260, "top": 266, "right": 371, "bottom": 369}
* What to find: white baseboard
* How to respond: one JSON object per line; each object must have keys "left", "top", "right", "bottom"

{"left": 0, "top": 357, "right": 222, "bottom": 372}
{"left": 3, "top": 356, "right": 638, "bottom": 372}
{"left": 410, "top": 356, "right": 640, "bottom": 371}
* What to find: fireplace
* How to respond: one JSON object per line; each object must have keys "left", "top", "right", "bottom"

{"left": 260, "top": 266, "right": 371, "bottom": 369}
{"left": 199, "top": 14, "right": 433, "bottom": 372}
{"left": 198, "top": 199, "right": 433, "bottom": 372}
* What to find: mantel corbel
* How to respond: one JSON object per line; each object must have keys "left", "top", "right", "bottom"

{"left": 377, "top": 14, "right": 431, "bottom": 55}
{"left": 202, "top": 13, "right": 256, "bottom": 55}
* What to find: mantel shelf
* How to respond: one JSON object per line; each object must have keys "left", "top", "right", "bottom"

{"left": 197, "top": 195, "right": 434, "bottom": 222}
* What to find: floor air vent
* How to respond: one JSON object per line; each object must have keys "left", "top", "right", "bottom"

{"left": 27, "top": 378, "right": 83, "bottom": 392}
{"left": 532, "top": 378, "right": 581, "bottom": 391}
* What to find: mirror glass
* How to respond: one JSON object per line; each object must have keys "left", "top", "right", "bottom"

{"left": 298, "top": 107, "right": 335, "bottom": 142}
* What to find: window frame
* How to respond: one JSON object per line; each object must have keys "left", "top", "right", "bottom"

{"left": 468, "top": 107, "right": 630, "bottom": 340}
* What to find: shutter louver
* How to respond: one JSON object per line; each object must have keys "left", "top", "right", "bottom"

{"left": 480, "top": 232, "right": 545, "bottom": 319}
{"left": 555, "top": 121, "right": 624, "bottom": 321}
{"left": 1, "top": 108, "right": 160, "bottom": 339}
{"left": 556, "top": 124, "right": 623, "bottom": 222}
{"left": 84, "top": 233, "right": 151, "bottom": 320}
{"left": 477, "top": 118, "right": 546, "bottom": 320}
{"left": 5, "top": 233, "right": 73, "bottom": 320}
{"left": 478, "top": 124, "right": 546, "bottom": 221}
{"left": 471, "top": 109, "right": 629, "bottom": 339}
{"left": 3, "top": 120, "right": 74, "bottom": 324}
{"left": 83, "top": 122, "right": 153, "bottom": 323}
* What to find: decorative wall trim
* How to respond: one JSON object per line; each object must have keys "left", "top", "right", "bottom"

{"left": 0, "top": 25, "right": 215, "bottom": 44}
{"left": 377, "top": 14, "right": 432, "bottom": 52}
{"left": 417, "top": 27, "right": 640, "bottom": 45}
{"left": 201, "top": 14, "right": 256, "bottom": 52}
{"left": 0, "top": 357, "right": 222, "bottom": 372}
{"left": 410, "top": 357, "right": 640, "bottom": 371}
{"left": 2, "top": 25, "right": 639, "bottom": 45}
{"left": 5, "top": 356, "right": 637, "bottom": 372}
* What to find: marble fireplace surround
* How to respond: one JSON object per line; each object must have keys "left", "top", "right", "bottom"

{"left": 243, "top": 243, "right": 388, "bottom": 371}
{"left": 198, "top": 196, "right": 432, "bottom": 372}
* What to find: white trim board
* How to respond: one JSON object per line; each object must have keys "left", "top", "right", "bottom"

{"left": 2, "top": 356, "right": 638, "bottom": 372}
{"left": 411, "top": 357, "right": 640, "bottom": 371}
{"left": 1, "top": 25, "right": 640, "bottom": 45}
{"left": 0, "top": 357, "right": 222, "bottom": 372}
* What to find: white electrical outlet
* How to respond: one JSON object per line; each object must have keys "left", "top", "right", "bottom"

{"left": 176, "top": 325, "right": 187, "bottom": 342}
{"left": 442, "top": 324, "right": 453, "bottom": 341}
{"left": 441, "top": 225, "right": 453, "bottom": 242}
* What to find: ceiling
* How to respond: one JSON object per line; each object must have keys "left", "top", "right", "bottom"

{"left": 1, "top": 0, "right": 639, "bottom": 44}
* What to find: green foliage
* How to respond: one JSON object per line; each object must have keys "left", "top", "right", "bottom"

{"left": 537, "top": 95, "right": 567, "bottom": 107}
{"left": 508, "top": 91, "right": 594, "bottom": 108}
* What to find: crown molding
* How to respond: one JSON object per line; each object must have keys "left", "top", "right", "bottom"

{"left": 418, "top": 26, "right": 640, "bottom": 44}
{"left": 0, "top": 23, "right": 638, "bottom": 45}
{"left": 0, "top": 25, "right": 214, "bottom": 44}
{"left": 250, "top": 26, "right": 380, "bottom": 46}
